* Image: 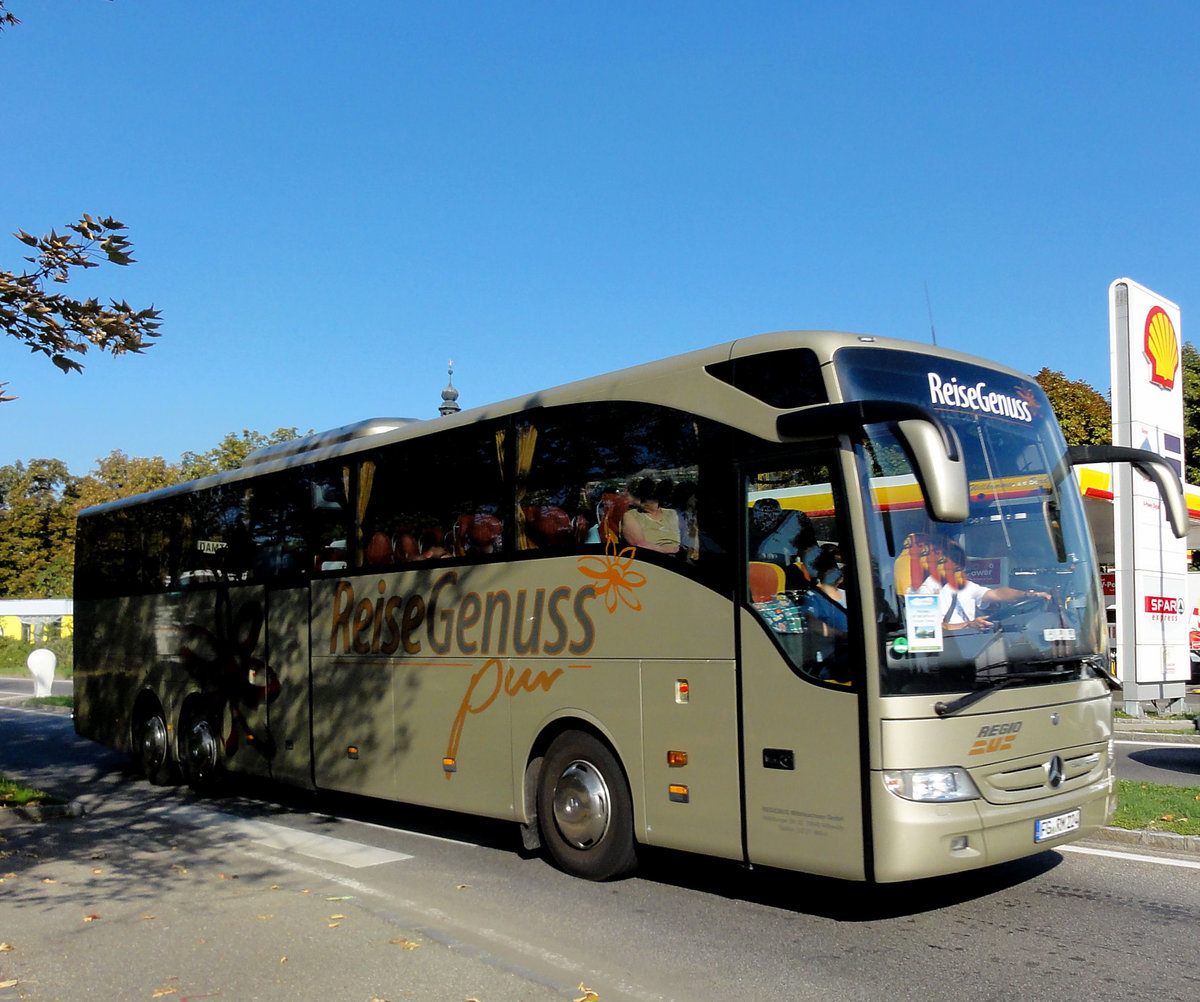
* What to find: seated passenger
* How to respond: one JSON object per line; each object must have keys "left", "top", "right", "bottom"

{"left": 621, "top": 478, "right": 681, "bottom": 554}
{"left": 798, "top": 545, "right": 848, "bottom": 673}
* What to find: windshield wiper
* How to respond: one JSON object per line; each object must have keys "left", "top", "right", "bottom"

{"left": 934, "top": 667, "right": 1078, "bottom": 717}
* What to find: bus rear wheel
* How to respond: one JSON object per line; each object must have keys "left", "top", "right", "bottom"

{"left": 181, "top": 707, "right": 222, "bottom": 795}
{"left": 536, "top": 730, "right": 637, "bottom": 881}
{"left": 135, "top": 708, "right": 175, "bottom": 786}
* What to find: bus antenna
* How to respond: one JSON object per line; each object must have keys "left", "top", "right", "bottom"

{"left": 924, "top": 282, "right": 938, "bottom": 346}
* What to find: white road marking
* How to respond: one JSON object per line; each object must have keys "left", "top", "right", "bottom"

{"left": 149, "top": 803, "right": 413, "bottom": 868}
{"left": 1060, "top": 844, "right": 1200, "bottom": 870}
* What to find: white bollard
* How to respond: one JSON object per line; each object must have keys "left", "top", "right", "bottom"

{"left": 27, "top": 647, "right": 57, "bottom": 698}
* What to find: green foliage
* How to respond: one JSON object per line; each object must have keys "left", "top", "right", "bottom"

{"left": 1182, "top": 342, "right": 1200, "bottom": 484}
{"left": 0, "top": 459, "right": 78, "bottom": 597}
{"left": 180, "top": 427, "right": 307, "bottom": 480}
{"left": 1034, "top": 368, "right": 1111, "bottom": 446}
{"left": 0, "top": 634, "right": 73, "bottom": 674}
{"left": 75, "top": 450, "right": 183, "bottom": 510}
{"left": 1, "top": 215, "right": 162, "bottom": 401}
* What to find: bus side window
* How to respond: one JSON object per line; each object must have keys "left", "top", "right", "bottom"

{"left": 355, "top": 426, "right": 506, "bottom": 568}
{"left": 747, "top": 461, "right": 853, "bottom": 686}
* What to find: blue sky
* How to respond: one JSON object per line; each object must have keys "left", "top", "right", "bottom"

{"left": 3, "top": 1, "right": 1198, "bottom": 474}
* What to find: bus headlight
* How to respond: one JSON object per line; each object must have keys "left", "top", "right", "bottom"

{"left": 883, "top": 767, "right": 980, "bottom": 802}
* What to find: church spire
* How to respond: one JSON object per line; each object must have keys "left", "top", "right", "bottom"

{"left": 438, "top": 359, "right": 461, "bottom": 416}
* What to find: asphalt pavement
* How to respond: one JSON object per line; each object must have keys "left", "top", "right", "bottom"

{"left": 2, "top": 675, "right": 1199, "bottom": 1000}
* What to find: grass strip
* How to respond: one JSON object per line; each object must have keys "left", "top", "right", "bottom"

{"left": 0, "top": 773, "right": 59, "bottom": 808}
{"left": 1113, "top": 778, "right": 1200, "bottom": 836}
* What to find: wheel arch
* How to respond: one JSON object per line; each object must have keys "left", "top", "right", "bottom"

{"left": 520, "top": 712, "right": 638, "bottom": 830}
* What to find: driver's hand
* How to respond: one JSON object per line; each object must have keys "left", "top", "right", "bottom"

{"left": 970, "top": 615, "right": 994, "bottom": 631}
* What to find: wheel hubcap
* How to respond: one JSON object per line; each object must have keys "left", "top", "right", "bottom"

{"left": 142, "top": 716, "right": 167, "bottom": 767}
{"left": 553, "top": 760, "right": 611, "bottom": 848}
{"left": 189, "top": 719, "right": 217, "bottom": 774}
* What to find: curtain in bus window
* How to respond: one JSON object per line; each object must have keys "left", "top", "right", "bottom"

{"left": 515, "top": 422, "right": 538, "bottom": 550}
{"left": 355, "top": 460, "right": 376, "bottom": 566}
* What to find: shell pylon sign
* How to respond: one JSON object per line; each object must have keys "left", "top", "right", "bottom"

{"left": 1144, "top": 305, "right": 1180, "bottom": 391}
{"left": 1108, "top": 278, "right": 1187, "bottom": 701}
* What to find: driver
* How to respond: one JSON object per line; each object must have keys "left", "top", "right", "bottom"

{"left": 919, "top": 539, "right": 1051, "bottom": 632}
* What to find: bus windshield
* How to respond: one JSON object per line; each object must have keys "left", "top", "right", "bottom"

{"left": 836, "top": 347, "right": 1107, "bottom": 697}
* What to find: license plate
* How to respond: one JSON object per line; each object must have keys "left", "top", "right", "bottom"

{"left": 1034, "top": 808, "right": 1081, "bottom": 843}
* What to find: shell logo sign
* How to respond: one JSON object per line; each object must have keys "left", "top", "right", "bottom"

{"left": 1144, "top": 305, "right": 1179, "bottom": 390}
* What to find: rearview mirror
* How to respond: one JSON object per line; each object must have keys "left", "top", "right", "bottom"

{"left": 776, "top": 400, "right": 969, "bottom": 522}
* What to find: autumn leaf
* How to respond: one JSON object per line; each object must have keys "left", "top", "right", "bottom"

{"left": 0, "top": 980, "right": 18, "bottom": 990}
{"left": 151, "top": 988, "right": 178, "bottom": 998}
{"left": 0, "top": 942, "right": 13, "bottom": 951}
{"left": 257, "top": 914, "right": 274, "bottom": 920}
{"left": 575, "top": 983, "right": 601, "bottom": 1002}
{"left": 83, "top": 914, "right": 100, "bottom": 922}
{"left": 389, "top": 938, "right": 420, "bottom": 950}
{"left": 329, "top": 914, "right": 346, "bottom": 920}
{"left": 328, "top": 922, "right": 340, "bottom": 928}
{"left": 1160, "top": 815, "right": 1176, "bottom": 822}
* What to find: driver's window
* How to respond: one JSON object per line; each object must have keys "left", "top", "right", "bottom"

{"left": 746, "top": 454, "right": 854, "bottom": 686}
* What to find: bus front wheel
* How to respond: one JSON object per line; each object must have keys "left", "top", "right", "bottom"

{"left": 536, "top": 730, "right": 637, "bottom": 880}
{"left": 181, "top": 707, "right": 222, "bottom": 795}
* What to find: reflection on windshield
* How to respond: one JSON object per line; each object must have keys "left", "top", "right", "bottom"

{"left": 862, "top": 417, "right": 1106, "bottom": 697}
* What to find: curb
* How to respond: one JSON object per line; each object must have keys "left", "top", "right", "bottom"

{"left": 1085, "top": 825, "right": 1200, "bottom": 856}
{"left": 0, "top": 799, "right": 86, "bottom": 827}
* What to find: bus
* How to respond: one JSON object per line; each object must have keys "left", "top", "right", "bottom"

{"left": 73, "top": 330, "right": 1186, "bottom": 882}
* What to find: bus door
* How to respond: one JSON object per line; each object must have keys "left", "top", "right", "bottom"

{"left": 739, "top": 455, "right": 867, "bottom": 879}
{"left": 262, "top": 584, "right": 313, "bottom": 786}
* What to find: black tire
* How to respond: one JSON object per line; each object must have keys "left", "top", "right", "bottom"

{"left": 135, "top": 707, "right": 176, "bottom": 786}
{"left": 180, "top": 706, "right": 223, "bottom": 795}
{"left": 536, "top": 730, "right": 637, "bottom": 880}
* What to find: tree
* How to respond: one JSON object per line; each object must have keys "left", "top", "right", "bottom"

{"left": 1182, "top": 342, "right": 1200, "bottom": 485}
{"left": 1034, "top": 368, "right": 1111, "bottom": 447}
{"left": 180, "top": 428, "right": 307, "bottom": 480}
{"left": 75, "top": 450, "right": 183, "bottom": 510}
{"left": 1, "top": 6, "right": 161, "bottom": 400}
{"left": 0, "top": 216, "right": 163, "bottom": 400}
{"left": 0, "top": 459, "right": 78, "bottom": 597}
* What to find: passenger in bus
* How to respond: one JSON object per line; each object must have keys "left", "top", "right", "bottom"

{"left": 919, "top": 539, "right": 1051, "bottom": 631}
{"left": 671, "top": 480, "right": 700, "bottom": 561}
{"left": 621, "top": 478, "right": 681, "bottom": 554}
{"left": 798, "top": 545, "right": 848, "bottom": 674}
{"left": 784, "top": 516, "right": 821, "bottom": 591}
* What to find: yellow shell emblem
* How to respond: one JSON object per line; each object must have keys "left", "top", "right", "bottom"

{"left": 1144, "top": 306, "right": 1179, "bottom": 390}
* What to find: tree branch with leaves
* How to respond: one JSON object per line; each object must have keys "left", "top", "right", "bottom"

{"left": 0, "top": 214, "right": 162, "bottom": 400}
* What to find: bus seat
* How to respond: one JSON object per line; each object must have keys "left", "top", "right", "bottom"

{"left": 597, "top": 493, "right": 631, "bottom": 545}
{"left": 749, "top": 561, "right": 786, "bottom": 603}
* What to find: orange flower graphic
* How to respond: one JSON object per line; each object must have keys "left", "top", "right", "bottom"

{"left": 578, "top": 540, "right": 647, "bottom": 613}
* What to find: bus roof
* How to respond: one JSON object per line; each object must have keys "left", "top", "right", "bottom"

{"left": 79, "top": 329, "right": 1035, "bottom": 517}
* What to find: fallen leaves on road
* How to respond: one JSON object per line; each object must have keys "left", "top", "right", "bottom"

{"left": 389, "top": 938, "right": 420, "bottom": 950}
{"left": 151, "top": 988, "right": 178, "bottom": 998}
{"left": 82, "top": 914, "right": 100, "bottom": 922}
{"left": 0, "top": 941, "right": 12, "bottom": 951}
{"left": 0, "top": 979, "right": 18, "bottom": 990}
{"left": 574, "top": 983, "right": 601, "bottom": 1002}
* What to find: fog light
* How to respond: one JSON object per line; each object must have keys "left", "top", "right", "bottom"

{"left": 950, "top": 835, "right": 969, "bottom": 851}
